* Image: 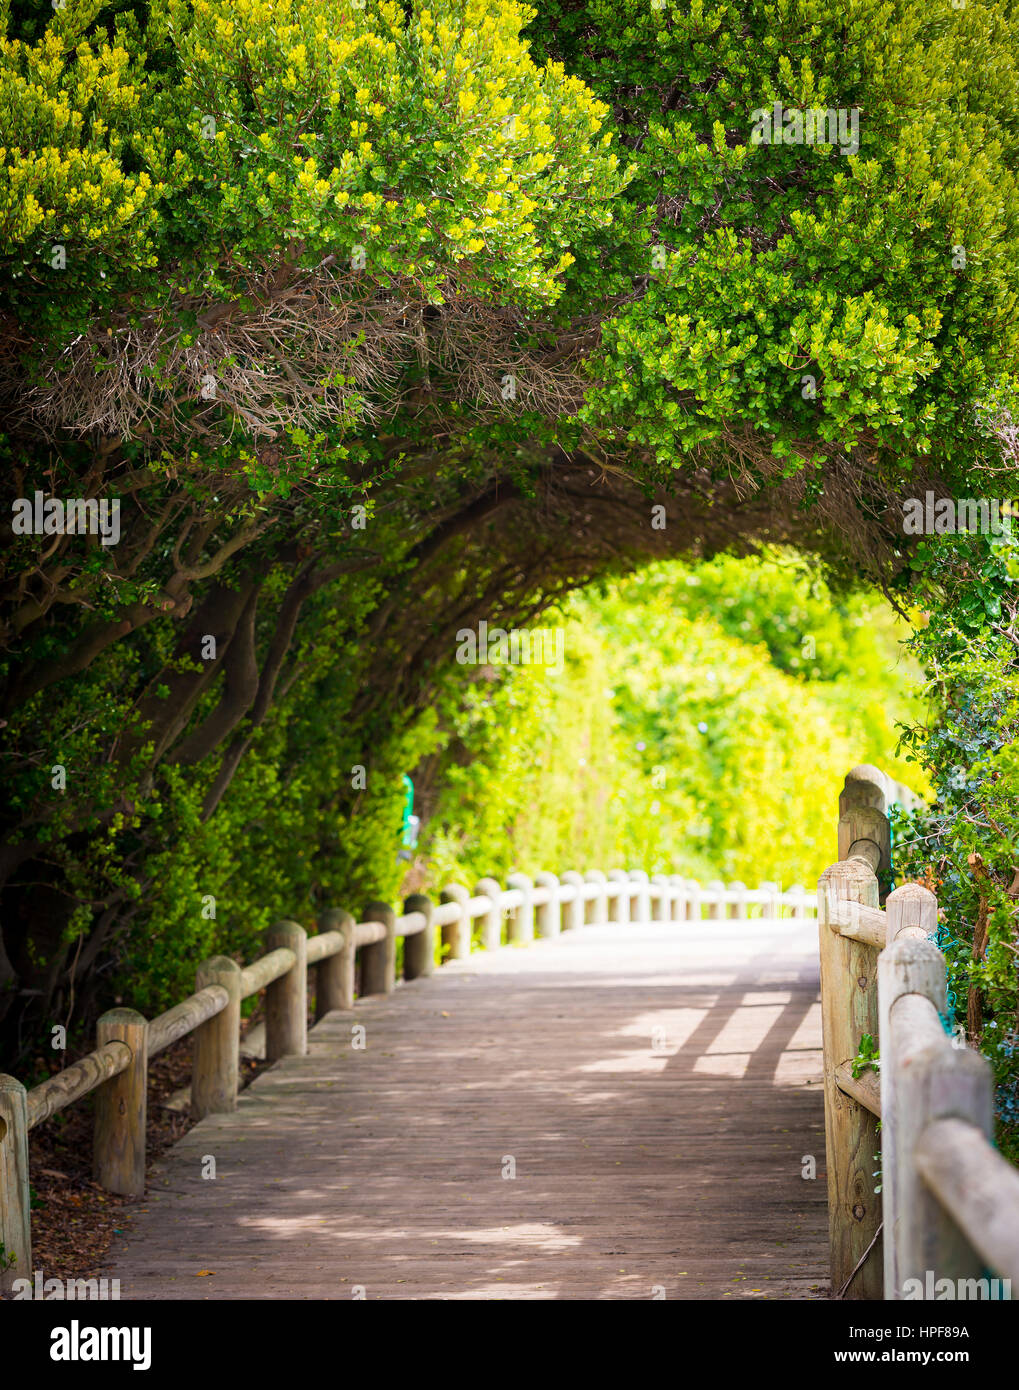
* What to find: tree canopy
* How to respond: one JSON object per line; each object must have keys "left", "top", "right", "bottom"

{"left": 3, "top": 0, "right": 1019, "bottom": 1055}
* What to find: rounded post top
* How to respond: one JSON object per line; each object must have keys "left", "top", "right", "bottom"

{"left": 0, "top": 1073, "right": 27, "bottom": 1096}
{"left": 534, "top": 870, "right": 559, "bottom": 885}
{"left": 886, "top": 882, "right": 937, "bottom": 906}
{"left": 317, "top": 907, "right": 355, "bottom": 930}
{"left": 584, "top": 869, "right": 607, "bottom": 882}
{"left": 884, "top": 933, "right": 944, "bottom": 968}
{"left": 505, "top": 872, "right": 533, "bottom": 889}
{"left": 403, "top": 892, "right": 434, "bottom": 915}
{"left": 440, "top": 883, "right": 471, "bottom": 903}
{"left": 198, "top": 954, "right": 241, "bottom": 974}
{"left": 97, "top": 1007, "right": 147, "bottom": 1027}
{"left": 268, "top": 917, "right": 307, "bottom": 941}
{"left": 820, "top": 857, "right": 878, "bottom": 889}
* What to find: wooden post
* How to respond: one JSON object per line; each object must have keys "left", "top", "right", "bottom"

{"left": 839, "top": 764, "right": 892, "bottom": 900}
{"left": 880, "top": 930, "right": 992, "bottom": 1297}
{"left": 760, "top": 880, "right": 779, "bottom": 920}
{"left": 629, "top": 870, "right": 650, "bottom": 923}
{"left": 534, "top": 872, "right": 561, "bottom": 937}
{"left": 706, "top": 879, "right": 726, "bottom": 920}
{"left": 0, "top": 1075, "right": 30, "bottom": 1295}
{"left": 474, "top": 877, "right": 503, "bottom": 950}
{"left": 192, "top": 956, "right": 241, "bottom": 1119}
{"left": 439, "top": 884, "right": 471, "bottom": 958}
{"left": 818, "top": 857, "right": 882, "bottom": 1298}
{"left": 265, "top": 919, "right": 308, "bottom": 1061}
{"left": 361, "top": 901, "right": 397, "bottom": 992}
{"left": 650, "top": 874, "right": 669, "bottom": 921}
{"left": 899, "top": 1045, "right": 993, "bottom": 1294}
{"left": 584, "top": 870, "right": 608, "bottom": 925}
{"left": 787, "top": 884, "right": 806, "bottom": 920}
{"left": 686, "top": 878, "right": 701, "bottom": 921}
{"left": 559, "top": 871, "right": 585, "bottom": 932}
{"left": 94, "top": 1008, "right": 147, "bottom": 1197}
{"left": 879, "top": 932, "right": 944, "bottom": 1300}
{"left": 505, "top": 874, "right": 534, "bottom": 944}
{"left": 403, "top": 893, "right": 435, "bottom": 980}
{"left": 607, "top": 869, "right": 630, "bottom": 924}
{"left": 316, "top": 908, "right": 356, "bottom": 1016}
{"left": 885, "top": 882, "right": 937, "bottom": 945}
{"left": 729, "top": 881, "right": 748, "bottom": 920}
{"left": 669, "top": 875, "right": 686, "bottom": 921}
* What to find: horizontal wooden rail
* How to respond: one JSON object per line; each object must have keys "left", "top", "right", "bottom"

{"left": 354, "top": 919, "right": 388, "bottom": 947}
{"left": 430, "top": 899, "right": 464, "bottom": 928}
{"left": 305, "top": 929, "right": 344, "bottom": 964}
{"left": 25, "top": 1041, "right": 133, "bottom": 1131}
{"left": 825, "top": 897, "right": 887, "bottom": 949}
{"left": 915, "top": 1117, "right": 1019, "bottom": 1287}
{"left": 834, "top": 1061, "right": 881, "bottom": 1117}
{"left": 148, "top": 985, "right": 229, "bottom": 1057}
{"left": 239, "top": 947, "right": 296, "bottom": 998}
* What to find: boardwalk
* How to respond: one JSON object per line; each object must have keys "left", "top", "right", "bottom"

{"left": 108, "top": 916, "right": 829, "bottom": 1300}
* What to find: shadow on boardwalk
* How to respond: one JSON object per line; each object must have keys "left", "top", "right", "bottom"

{"left": 108, "top": 918, "right": 829, "bottom": 1300}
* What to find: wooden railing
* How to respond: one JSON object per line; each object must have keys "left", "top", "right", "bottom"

{"left": 820, "top": 764, "right": 1019, "bottom": 1299}
{"left": 0, "top": 866, "right": 813, "bottom": 1291}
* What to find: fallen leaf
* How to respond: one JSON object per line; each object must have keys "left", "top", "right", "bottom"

{"left": 196, "top": 1270, "right": 215, "bottom": 1277}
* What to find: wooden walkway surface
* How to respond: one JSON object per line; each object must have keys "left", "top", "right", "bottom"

{"left": 108, "top": 917, "right": 829, "bottom": 1300}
